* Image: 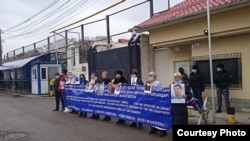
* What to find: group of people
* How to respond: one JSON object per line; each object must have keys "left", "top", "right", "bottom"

{"left": 52, "top": 62, "right": 232, "bottom": 138}
{"left": 179, "top": 63, "right": 232, "bottom": 113}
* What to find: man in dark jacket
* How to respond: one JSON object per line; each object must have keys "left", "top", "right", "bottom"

{"left": 179, "top": 67, "right": 189, "bottom": 85}
{"left": 112, "top": 70, "right": 128, "bottom": 124}
{"left": 53, "top": 73, "right": 65, "bottom": 112}
{"left": 214, "top": 63, "right": 232, "bottom": 113}
{"left": 189, "top": 65, "right": 205, "bottom": 107}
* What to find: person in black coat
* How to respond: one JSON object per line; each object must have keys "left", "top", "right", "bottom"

{"left": 53, "top": 73, "right": 65, "bottom": 112}
{"left": 129, "top": 69, "right": 144, "bottom": 129}
{"left": 214, "top": 63, "right": 232, "bottom": 113}
{"left": 100, "top": 71, "right": 112, "bottom": 121}
{"left": 189, "top": 65, "right": 205, "bottom": 107}
{"left": 111, "top": 70, "right": 128, "bottom": 125}
{"left": 171, "top": 72, "right": 192, "bottom": 125}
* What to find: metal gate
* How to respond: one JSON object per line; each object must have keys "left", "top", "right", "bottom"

{"left": 87, "top": 41, "right": 141, "bottom": 82}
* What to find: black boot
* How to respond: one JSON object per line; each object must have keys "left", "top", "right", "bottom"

{"left": 158, "top": 130, "right": 167, "bottom": 137}
{"left": 79, "top": 112, "right": 83, "bottom": 117}
{"left": 129, "top": 122, "right": 137, "bottom": 127}
{"left": 90, "top": 114, "right": 96, "bottom": 119}
{"left": 83, "top": 112, "right": 87, "bottom": 117}
{"left": 149, "top": 127, "right": 157, "bottom": 134}
{"left": 138, "top": 123, "right": 143, "bottom": 129}
{"left": 215, "top": 107, "right": 222, "bottom": 113}
{"left": 95, "top": 114, "right": 100, "bottom": 120}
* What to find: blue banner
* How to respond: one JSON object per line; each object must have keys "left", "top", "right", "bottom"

{"left": 64, "top": 84, "right": 172, "bottom": 130}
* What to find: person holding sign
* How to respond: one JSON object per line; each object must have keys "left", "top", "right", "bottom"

{"left": 99, "top": 71, "right": 112, "bottom": 121}
{"left": 129, "top": 69, "right": 144, "bottom": 129}
{"left": 171, "top": 72, "right": 192, "bottom": 125}
{"left": 147, "top": 71, "right": 167, "bottom": 137}
{"left": 88, "top": 73, "right": 100, "bottom": 120}
{"left": 111, "top": 70, "right": 128, "bottom": 125}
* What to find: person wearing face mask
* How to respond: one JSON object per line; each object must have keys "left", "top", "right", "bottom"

{"left": 171, "top": 72, "right": 192, "bottom": 125}
{"left": 99, "top": 71, "right": 112, "bottom": 121}
{"left": 129, "top": 69, "right": 144, "bottom": 129}
{"left": 147, "top": 71, "right": 167, "bottom": 137}
{"left": 189, "top": 65, "right": 206, "bottom": 107}
{"left": 214, "top": 63, "right": 232, "bottom": 113}
{"left": 79, "top": 74, "right": 88, "bottom": 117}
{"left": 179, "top": 67, "right": 189, "bottom": 85}
{"left": 111, "top": 70, "right": 128, "bottom": 125}
{"left": 88, "top": 73, "right": 100, "bottom": 120}
{"left": 53, "top": 73, "right": 64, "bottom": 111}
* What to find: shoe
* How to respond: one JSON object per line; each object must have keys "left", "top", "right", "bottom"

{"left": 83, "top": 112, "right": 87, "bottom": 117}
{"left": 215, "top": 109, "right": 222, "bottom": 113}
{"left": 138, "top": 124, "right": 143, "bottom": 129}
{"left": 158, "top": 131, "right": 167, "bottom": 137}
{"left": 106, "top": 117, "right": 111, "bottom": 121}
{"left": 149, "top": 127, "right": 157, "bottom": 134}
{"left": 103, "top": 117, "right": 108, "bottom": 121}
{"left": 95, "top": 115, "right": 100, "bottom": 120}
{"left": 90, "top": 114, "right": 96, "bottom": 119}
{"left": 79, "top": 112, "right": 83, "bottom": 117}
{"left": 117, "top": 119, "right": 125, "bottom": 124}
{"left": 63, "top": 107, "right": 70, "bottom": 113}
{"left": 129, "top": 122, "right": 137, "bottom": 127}
{"left": 53, "top": 109, "right": 59, "bottom": 111}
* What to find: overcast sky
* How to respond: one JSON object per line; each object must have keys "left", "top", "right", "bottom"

{"left": 0, "top": 0, "right": 183, "bottom": 56}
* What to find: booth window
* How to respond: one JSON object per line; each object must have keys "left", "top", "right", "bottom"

{"left": 191, "top": 52, "right": 242, "bottom": 90}
{"left": 41, "top": 68, "right": 47, "bottom": 80}
{"left": 32, "top": 69, "right": 37, "bottom": 80}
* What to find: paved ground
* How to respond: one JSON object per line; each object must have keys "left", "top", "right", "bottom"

{"left": 0, "top": 92, "right": 249, "bottom": 141}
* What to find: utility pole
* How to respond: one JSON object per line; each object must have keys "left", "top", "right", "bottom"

{"left": 0, "top": 28, "right": 2, "bottom": 66}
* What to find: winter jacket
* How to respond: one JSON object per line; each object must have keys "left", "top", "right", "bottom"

{"left": 215, "top": 70, "right": 232, "bottom": 88}
{"left": 100, "top": 78, "right": 111, "bottom": 85}
{"left": 189, "top": 71, "right": 206, "bottom": 90}
{"left": 53, "top": 78, "right": 60, "bottom": 93}
{"left": 171, "top": 81, "right": 192, "bottom": 125}
{"left": 113, "top": 76, "right": 128, "bottom": 85}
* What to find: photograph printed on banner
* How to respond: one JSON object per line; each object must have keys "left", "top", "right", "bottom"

{"left": 95, "top": 83, "right": 104, "bottom": 95}
{"left": 114, "top": 84, "right": 121, "bottom": 95}
{"left": 171, "top": 84, "right": 186, "bottom": 103}
{"left": 144, "top": 82, "right": 152, "bottom": 94}
{"left": 131, "top": 76, "right": 138, "bottom": 85}
{"left": 107, "top": 84, "right": 115, "bottom": 94}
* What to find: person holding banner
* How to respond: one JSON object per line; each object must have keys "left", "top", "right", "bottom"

{"left": 89, "top": 73, "right": 100, "bottom": 120}
{"left": 112, "top": 70, "right": 128, "bottom": 125}
{"left": 147, "top": 71, "right": 167, "bottom": 137}
{"left": 79, "top": 74, "right": 88, "bottom": 118}
{"left": 171, "top": 72, "right": 192, "bottom": 125}
{"left": 129, "top": 69, "right": 144, "bottom": 129}
{"left": 99, "top": 71, "right": 112, "bottom": 121}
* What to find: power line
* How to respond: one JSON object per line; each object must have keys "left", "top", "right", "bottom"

{"left": 4, "top": 0, "right": 72, "bottom": 35}
{"left": 4, "top": 0, "right": 60, "bottom": 32}
{"left": 5, "top": 0, "right": 92, "bottom": 39}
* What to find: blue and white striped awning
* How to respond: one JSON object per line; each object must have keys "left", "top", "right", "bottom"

{"left": 0, "top": 55, "right": 41, "bottom": 70}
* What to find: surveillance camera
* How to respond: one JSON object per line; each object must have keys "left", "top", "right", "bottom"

{"left": 204, "top": 30, "right": 208, "bottom": 36}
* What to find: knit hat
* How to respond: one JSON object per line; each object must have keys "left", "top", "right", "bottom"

{"left": 217, "top": 63, "right": 224, "bottom": 69}
{"left": 192, "top": 65, "right": 198, "bottom": 69}
{"left": 115, "top": 70, "right": 123, "bottom": 76}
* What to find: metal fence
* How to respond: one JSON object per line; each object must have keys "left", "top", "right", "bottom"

{"left": 3, "top": 0, "right": 152, "bottom": 63}
{"left": 0, "top": 79, "right": 30, "bottom": 94}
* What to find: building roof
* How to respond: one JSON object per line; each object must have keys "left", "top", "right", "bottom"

{"left": 138, "top": 0, "right": 241, "bottom": 29}
{"left": 118, "top": 39, "right": 129, "bottom": 43}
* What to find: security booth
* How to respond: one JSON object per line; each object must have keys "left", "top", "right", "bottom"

{"left": 0, "top": 53, "right": 66, "bottom": 94}
{"left": 31, "top": 62, "right": 63, "bottom": 95}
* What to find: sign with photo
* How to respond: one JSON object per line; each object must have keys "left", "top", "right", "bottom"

{"left": 171, "top": 84, "right": 186, "bottom": 103}
{"left": 144, "top": 82, "right": 152, "bottom": 94}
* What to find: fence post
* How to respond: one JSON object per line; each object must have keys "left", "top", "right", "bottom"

{"left": 106, "top": 15, "right": 110, "bottom": 44}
